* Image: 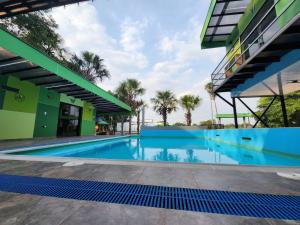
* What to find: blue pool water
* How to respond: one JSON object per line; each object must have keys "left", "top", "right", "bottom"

{"left": 9, "top": 137, "right": 300, "bottom": 166}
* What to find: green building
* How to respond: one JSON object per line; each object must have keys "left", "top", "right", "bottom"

{"left": 201, "top": 0, "right": 300, "bottom": 128}
{"left": 0, "top": 28, "right": 130, "bottom": 140}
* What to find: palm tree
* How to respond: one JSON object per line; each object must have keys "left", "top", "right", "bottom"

{"left": 68, "top": 51, "right": 110, "bottom": 84}
{"left": 151, "top": 90, "right": 177, "bottom": 126}
{"left": 205, "top": 82, "right": 218, "bottom": 122}
{"left": 179, "top": 95, "right": 202, "bottom": 126}
{"left": 115, "top": 79, "right": 145, "bottom": 134}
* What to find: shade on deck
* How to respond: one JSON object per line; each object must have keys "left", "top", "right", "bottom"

{"left": 0, "top": 0, "right": 89, "bottom": 18}
{"left": 0, "top": 28, "right": 131, "bottom": 114}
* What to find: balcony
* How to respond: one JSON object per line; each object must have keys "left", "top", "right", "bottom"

{"left": 211, "top": 0, "right": 300, "bottom": 93}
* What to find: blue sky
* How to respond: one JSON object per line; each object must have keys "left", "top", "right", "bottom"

{"left": 51, "top": 0, "right": 256, "bottom": 124}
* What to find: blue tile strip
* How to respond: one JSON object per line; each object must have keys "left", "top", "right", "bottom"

{"left": 0, "top": 173, "right": 299, "bottom": 220}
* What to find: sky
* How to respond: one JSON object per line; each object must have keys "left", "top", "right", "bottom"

{"left": 51, "top": 0, "right": 257, "bottom": 125}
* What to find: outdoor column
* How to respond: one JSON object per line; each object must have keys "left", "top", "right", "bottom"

{"left": 279, "top": 95, "right": 289, "bottom": 127}
{"left": 232, "top": 97, "right": 238, "bottom": 129}
{"left": 277, "top": 73, "right": 289, "bottom": 127}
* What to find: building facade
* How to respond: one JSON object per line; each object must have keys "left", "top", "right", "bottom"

{"left": 0, "top": 28, "right": 131, "bottom": 140}
{"left": 201, "top": 0, "right": 300, "bottom": 128}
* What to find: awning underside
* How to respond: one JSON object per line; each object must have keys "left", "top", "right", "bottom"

{"left": 0, "top": 0, "right": 89, "bottom": 19}
{"left": 232, "top": 59, "right": 300, "bottom": 97}
{"left": 202, "top": 0, "right": 250, "bottom": 47}
{"left": 0, "top": 48, "right": 127, "bottom": 114}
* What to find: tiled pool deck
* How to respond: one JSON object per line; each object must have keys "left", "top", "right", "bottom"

{"left": 0, "top": 136, "right": 299, "bottom": 225}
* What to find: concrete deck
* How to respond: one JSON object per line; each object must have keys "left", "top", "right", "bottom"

{"left": 0, "top": 159, "right": 299, "bottom": 225}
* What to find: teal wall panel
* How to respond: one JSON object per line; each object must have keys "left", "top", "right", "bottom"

{"left": 140, "top": 127, "right": 300, "bottom": 158}
{"left": 34, "top": 103, "right": 59, "bottom": 137}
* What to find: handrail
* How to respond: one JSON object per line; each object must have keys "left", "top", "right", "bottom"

{"left": 211, "top": 0, "right": 281, "bottom": 79}
{"left": 211, "top": 0, "right": 297, "bottom": 91}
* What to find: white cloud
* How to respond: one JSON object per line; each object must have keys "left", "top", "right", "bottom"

{"left": 51, "top": 3, "right": 148, "bottom": 91}
{"left": 50, "top": 3, "right": 253, "bottom": 125}
{"left": 120, "top": 18, "right": 147, "bottom": 52}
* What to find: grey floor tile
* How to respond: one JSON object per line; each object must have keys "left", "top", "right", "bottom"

{"left": 267, "top": 219, "right": 300, "bottom": 225}
{"left": 60, "top": 202, "right": 127, "bottom": 225}
{"left": 164, "top": 210, "right": 271, "bottom": 225}
{"left": 20, "top": 197, "right": 82, "bottom": 225}
{"left": 137, "top": 167, "right": 199, "bottom": 188}
{"left": 0, "top": 194, "right": 42, "bottom": 225}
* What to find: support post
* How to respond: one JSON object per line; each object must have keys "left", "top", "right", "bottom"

{"left": 277, "top": 73, "right": 289, "bottom": 127}
{"left": 232, "top": 97, "right": 238, "bottom": 128}
{"left": 279, "top": 95, "right": 289, "bottom": 127}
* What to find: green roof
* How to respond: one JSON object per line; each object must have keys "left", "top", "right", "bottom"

{"left": 200, "top": 0, "right": 250, "bottom": 49}
{"left": 0, "top": 28, "right": 131, "bottom": 113}
{"left": 216, "top": 113, "right": 253, "bottom": 118}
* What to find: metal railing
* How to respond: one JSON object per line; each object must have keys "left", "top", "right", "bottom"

{"left": 211, "top": 0, "right": 298, "bottom": 91}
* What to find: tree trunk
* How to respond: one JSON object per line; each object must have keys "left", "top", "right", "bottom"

{"left": 137, "top": 111, "right": 140, "bottom": 134}
{"left": 121, "top": 119, "right": 124, "bottom": 136}
{"left": 129, "top": 115, "right": 132, "bottom": 134}
{"left": 213, "top": 98, "right": 218, "bottom": 117}
{"left": 210, "top": 97, "right": 214, "bottom": 123}
{"left": 186, "top": 110, "right": 192, "bottom": 126}
{"left": 163, "top": 110, "right": 167, "bottom": 126}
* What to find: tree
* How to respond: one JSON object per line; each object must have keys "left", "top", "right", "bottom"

{"left": 135, "top": 100, "right": 146, "bottom": 134}
{"left": 200, "top": 120, "right": 215, "bottom": 129}
{"left": 151, "top": 90, "right": 177, "bottom": 126}
{"left": 179, "top": 95, "right": 202, "bottom": 126}
{"left": 205, "top": 82, "right": 218, "bottom": 121}
{"left": 173, "top": 122, "right": 186, "bottom": 126}
{"left": 1, "top": 12, "right": 66, "bottom": 60}
{"left": 257, "top": 91, "right": 300, "bottom": 127}
{"left": 115, "top": 79, "right": 145, "bottom": 134}
{"left": 67, "top": 51, "right": 110, "bottom": 84}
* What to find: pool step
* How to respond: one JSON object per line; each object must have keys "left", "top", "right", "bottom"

{"left": 0, "top": 173, "right": 299, "bottom": 220}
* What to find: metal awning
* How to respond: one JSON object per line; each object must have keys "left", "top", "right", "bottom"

{"left": 0, "top": 28, "right": 131, "bottom": 114}
{"left": 201, "top": 0, "right": 250, "bottom": 49}
{"left": 0, "top": 0, "right": 89, "bottom": 18}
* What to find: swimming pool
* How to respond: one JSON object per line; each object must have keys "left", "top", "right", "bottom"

{"left": 7, "top": 136, "right": 300, "bottom": 166}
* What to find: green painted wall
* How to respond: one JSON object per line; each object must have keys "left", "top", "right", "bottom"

{"left": 80, "top": 120, "right": 95, "bottom": 136}
{"left": 276, "top": 0, "right": 300, "bottom": 28}
{"left": 0, "top": 76, "right": 39, "bottom": 140}
{"left": 0, "top": 76, "right": 8, "bottom": 109}
{"left": 0, "top": 110, "right": 35, "bottom": 140}
{"left": 33, "top": 87, "right": 60, "bottom": 137}
{"left": 2, "top": 76, "right": 39, "bottom": 113}
{"left": 60, "top": 93, "right": 84, "bottom": 107}
{"left": 237, "top": 0, "right": 268, "bottom": 36}
{"left": 82, "top": 102, "right": 94, "bottom": 121}
{"left": 34, "top": 103, "right": 59, "bottom": 137}
{"left": 80, "top": 101, "right": 95, "bottom": 136}
{"left": 38, "top": 87, "right": 60, "bottom": 107}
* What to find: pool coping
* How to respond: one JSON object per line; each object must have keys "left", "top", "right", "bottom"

{"left": 0, "top": 135, "right": 132, "bottom": 154}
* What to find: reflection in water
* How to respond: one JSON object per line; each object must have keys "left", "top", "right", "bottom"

{"left": 15, "top": 137, "right": 300, "bottom": 166}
